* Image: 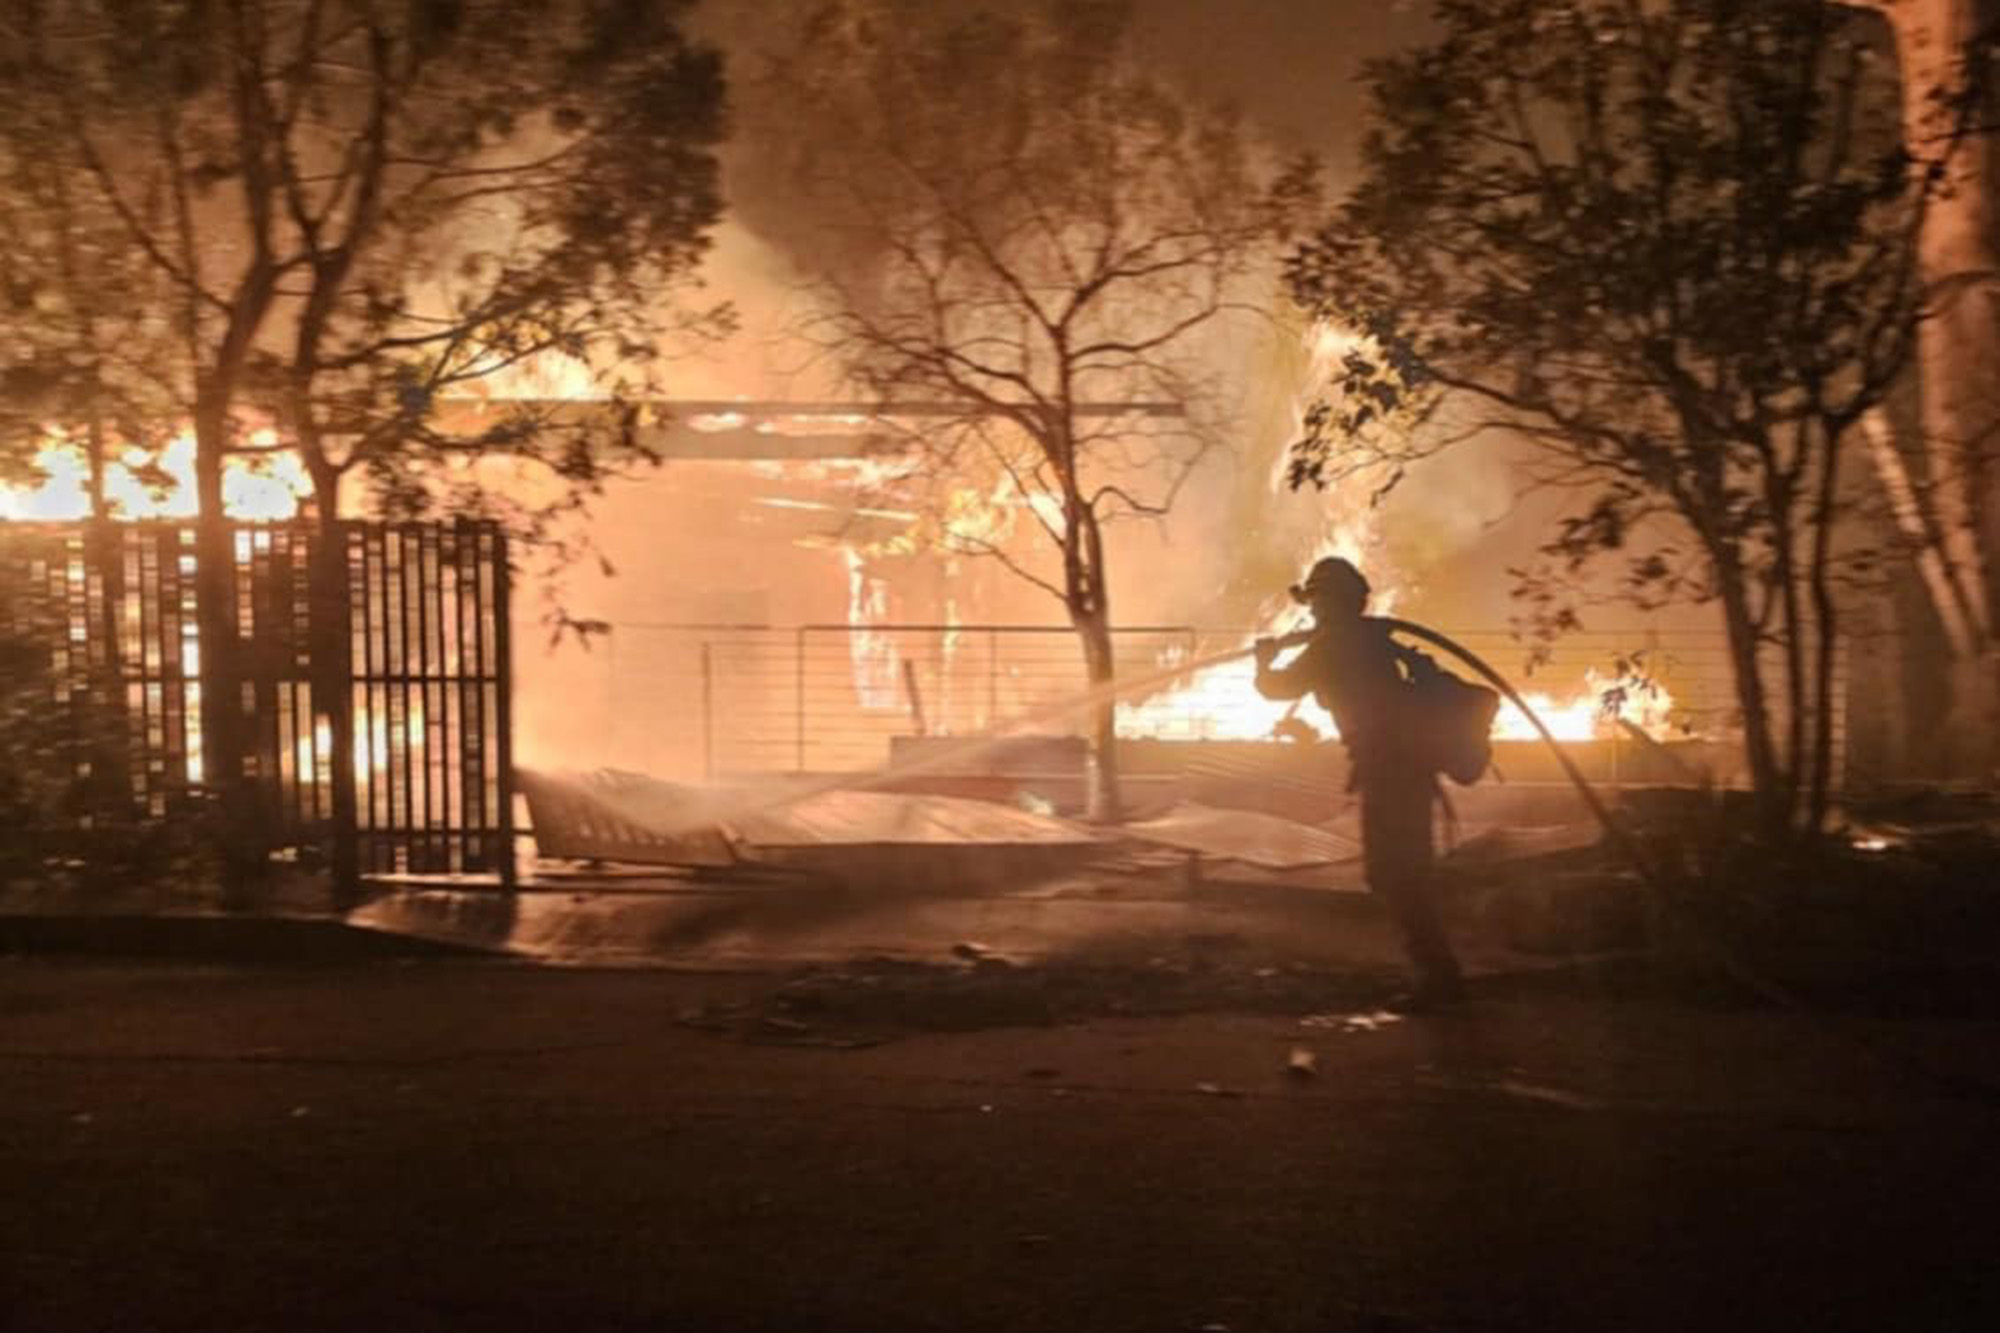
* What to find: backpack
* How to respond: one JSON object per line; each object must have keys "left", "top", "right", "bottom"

{"left": 1400, "top": 648, "right": 1501, "bottom": 786}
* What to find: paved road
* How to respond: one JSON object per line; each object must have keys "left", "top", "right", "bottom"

{"left": 2, "top": 955, "right": 1996, "bottom": 1333}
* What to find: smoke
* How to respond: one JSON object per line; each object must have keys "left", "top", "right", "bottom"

{"left": 685, "top": 0, "right": 1441, "bottom": 631}
{"left": 511, "top": 1, "right": 1658, "bottom": 771}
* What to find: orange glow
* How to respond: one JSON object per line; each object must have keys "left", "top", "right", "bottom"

{"left": 1115, "top": 318, "right": 1686, "bottom": 749}
{"left": 0, "top": 430, "right": 313, "bottom": 522}
{"left": 1498, "top": 672, "right": 1679, "bottom": 742}
{"left": 1114, "top": 651, "right": 1681, "bottom": 745}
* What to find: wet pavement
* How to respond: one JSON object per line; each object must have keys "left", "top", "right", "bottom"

{"left": 2, "top": 952, "right": 1996, "bottom": 1332}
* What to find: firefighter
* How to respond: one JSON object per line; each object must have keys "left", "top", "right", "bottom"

{"left": 1253, "top": 556, "right": 1467, "bottom": 1010}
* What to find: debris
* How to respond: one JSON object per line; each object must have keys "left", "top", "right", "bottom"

{"left": 1300, "top": 1009, "right": 1403, "bottom": 1032}
{"left": 757, "top": 1015, "right": 817, "bottom": 1035}
{"left": 949, "top": 940, "right": 1018, "bottom": 972}
{"left": 1493, "top": 1080, "right": 1602, "bottom": 1111}
{"left": 1286, "top": 1047, "right": 1318, "bottom": 1078}
{"left": 1016, "top": 791, "right": 1057, "bottom": 817}
{"left": 69, "top": 1112, "right": 93, "bottom": 1126}
{"left": 676, "top": 1003, "right": 746, "bottom": 1033}
{"left": 289, "top": 1106, "right": 311, "bottom": 1119}
{"left": 1194, "top": 1082, "right": 1244, "bottom": 1099}
{"left": 1126, "top": 801, "right": 1360, "bottom": 870}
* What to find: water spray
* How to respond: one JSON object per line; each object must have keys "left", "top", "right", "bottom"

{"left": 594, "top": 616, "right": 1996, "bottom": 1103}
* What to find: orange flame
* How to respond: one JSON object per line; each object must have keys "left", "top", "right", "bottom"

{"left": 1114, "top": 651, "right": 1682, "bottom": 745}
{"left": 0, "top": 430, "right": 313, "bottom": 522}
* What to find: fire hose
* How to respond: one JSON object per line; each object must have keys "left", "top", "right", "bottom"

{"left": 1265, "top": 618, "right": 1636, "bottom": 868}
{"left": 744, "top": 617, "right": 1994, "bottom": 1101}
{"left": 1259, "top": 620, "right": 2000, "bottom": 1106}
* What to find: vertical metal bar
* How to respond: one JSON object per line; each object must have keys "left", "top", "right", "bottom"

{"left": 469, "top": 526, "right": 490, "bottom": 866}
{"left": 988, "top": 628, "right": 999, "bottom": 731}
{"left": 422, "top": 526, "right": 440, "bottom": 868}
{"left": 701, "top": 640, "right": 715, "bottom": 783}
{"left": 383, "top": 529, "right": 401, "bottom": 861}
{"left": 355, "top": 528, "right": 376, "bottom": 867}
{"left": 252, "top": 528, "right": 276, "bottom": 831}
{"left": 455, "top": 527, "right": 476, "bottom": 871}
{"left": 401, "top": 527, "right": 419, "bottom": 867}
{"left": 437, "top": 539, "right": 459, "bottom": 869}
{"left": 162, "top": 530, "right": 184, "bottom": 788}
{"left": 371, "top": 525, "right": 392, "bottom": 868}
{"left": 492, "top": 526, "right": 516, "bottom": 889}
{"left": 61, "top": 534, "right": 82, "bottom": 797}
{"left": 901, "top": 658, "right": 929, "bottom": 737}
{"left": 413, "top": 524, "right": 432, "bottom": 870}
{"left": 145, "top": 533, "right": 164, "bottom": 802}
{"left": 427, "top": 528, "right": 445, "bottom": 869}
{"left": 794, "top": 626, "right": 808, "bottom": 773}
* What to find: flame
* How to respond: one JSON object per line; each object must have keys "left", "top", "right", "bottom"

{"left": 1497, "top": 669, "right": 1680, "bottom": 743}
{"left": 1112, "top": 315, "right": 1696, "bottom": 748}
{"left": 1113, "top": 334, "right": 1683, "bottom": 750}
{"left": 461, "top": 349, "right": 606, "bottom": 401}
{"left": 845, "top": 548, "right": 902, "bottom": 709}
{"left": 0, "top": 430, "right": 313, "bottom": 522}
{"left": 1114, "top": 650, "right": 1683, "bottom": 745}
{"left": 1115, "top": 651, "right": 1297, "bottom": 742}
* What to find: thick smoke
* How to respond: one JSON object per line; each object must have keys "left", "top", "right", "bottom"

{"left": 514, "top": 1, "right": 1662, "bottom": 770}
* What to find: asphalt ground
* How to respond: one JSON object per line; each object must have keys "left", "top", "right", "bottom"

{"left": 3, "top": 950, "right": 1997, "bottom": 1333}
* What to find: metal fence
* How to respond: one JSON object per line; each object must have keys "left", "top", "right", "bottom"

{"left": 601, "top": 620, "right": 1800, "bottom": 783}
{"left": 0, "top": 519, "right": 512, "bottom": 881}
{"left": 345, "top": 522, "right": 512, "bottom": 877}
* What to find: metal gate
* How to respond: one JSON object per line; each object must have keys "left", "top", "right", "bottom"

{"left": 0, "top": 518, "right": 513, "bottom": 883}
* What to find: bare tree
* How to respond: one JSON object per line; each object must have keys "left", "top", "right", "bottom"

{"left": 2, "top": 0, "right": 727, "bottom": 891}
{"left": 754, "top": 0, "right": 1305, "bottom": 818}
{"left": 1288, "top": 0, "right": 1933, "bottom": 837}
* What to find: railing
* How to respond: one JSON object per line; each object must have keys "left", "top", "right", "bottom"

{"left": 0, "top": 519, "right": 513, "bottom": 884}
{"left": 598, "top": 620, "right": 1795, "bottom": 783}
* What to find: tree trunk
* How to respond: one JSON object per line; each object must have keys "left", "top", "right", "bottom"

{"left": 1773, "top": 497, "right": 1809, "bottom": 830}
{"left": 83, "top": 420, "right": 131, "bottom": 822}
{"left": 1869, "top": 0, "right": 2000, "bottom": 776}
{"left": 1716, "top": 560, "right": 1790, "bottom": 838}
{"left": 1807, "top": 427, "right": 1846, "bottom": 833}
{"left": 307, "top": 463, "right": 360, "bottom": 907}
{"left": 192, "top": 393, "right": 251, "bottom": 900}
{"left": 1862, "top": 408, "right": 1980, "bottom": 656}
{"left": 1066, "top": 498, "right": 1122, "bottom": 824}
{"left": 1073, "top": 603, "right": 1122, "bottom": 823}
